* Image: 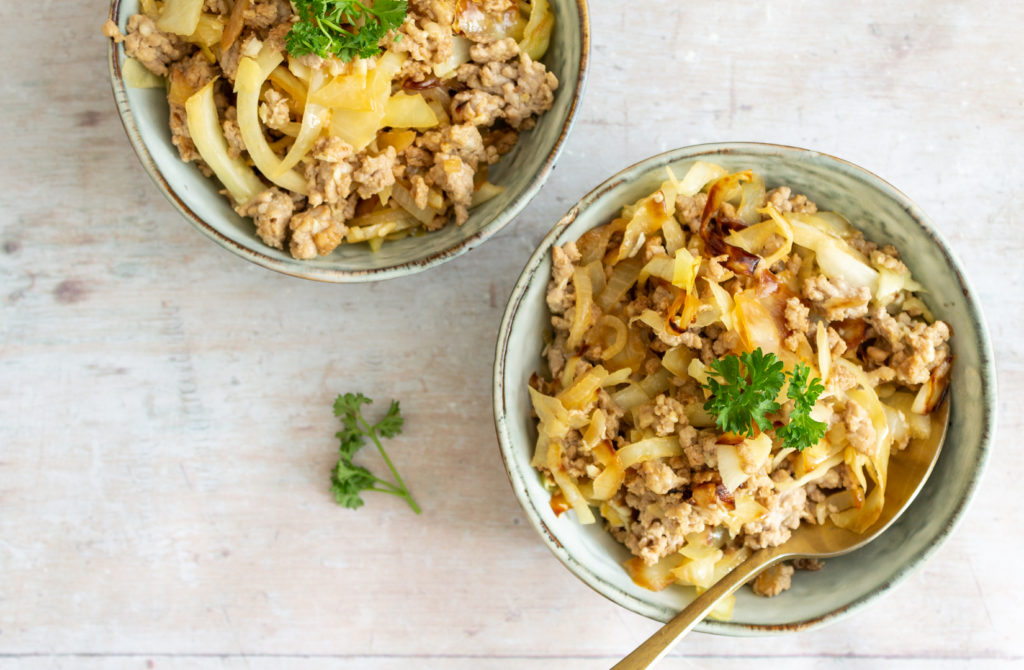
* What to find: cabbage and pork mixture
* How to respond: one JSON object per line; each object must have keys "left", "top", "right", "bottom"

{"left": 528, "top": 163, "right": 953, "bottom": 617}
{"left": 103, "top": 0, "right": 558, "bottom": 258}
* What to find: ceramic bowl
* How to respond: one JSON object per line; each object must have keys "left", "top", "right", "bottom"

{"left": 493, "top": 143, "right": 996, "bottom": 635}
{"left": 106, "top": 0, "right": 589, "bottom": 282}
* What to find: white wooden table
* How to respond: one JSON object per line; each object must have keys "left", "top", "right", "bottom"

{"left": 1, "top": 1, "right": 1021, "bottom": 668}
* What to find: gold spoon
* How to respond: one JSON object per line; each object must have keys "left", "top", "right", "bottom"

{"left": 613, "top": 400, "right": 950, "bottom": 670}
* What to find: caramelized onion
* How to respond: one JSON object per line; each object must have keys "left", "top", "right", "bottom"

{"left": 403, "top": 75, "right": 441, "bottom": 90}
{"left": 221, "top": 0, "right": 250, "bottom": 51}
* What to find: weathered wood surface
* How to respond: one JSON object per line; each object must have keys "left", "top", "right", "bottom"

{"left": 1, "top": 0, "right": 1021, "bottom": 667}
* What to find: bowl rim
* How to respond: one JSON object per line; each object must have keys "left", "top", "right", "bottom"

{"left": 492, "top": 142, "right": 997, "bottom": 635}
{"left": 106, "top": 0, "right": 591, "bottom": 284}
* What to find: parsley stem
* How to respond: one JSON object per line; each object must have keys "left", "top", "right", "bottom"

{"left": 358, "top": 416, "right": 421, "bottom": 514}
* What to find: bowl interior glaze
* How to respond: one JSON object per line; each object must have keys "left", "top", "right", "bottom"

{"left": 108, "top": 0, "right": 589, "bottom": 282}
{"left": 493, "top": 143, "right": 996, "bottom": 635}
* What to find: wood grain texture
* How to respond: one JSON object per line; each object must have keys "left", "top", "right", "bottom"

{"left": 1, "top": 0, "right": 1021, "bottom": 667}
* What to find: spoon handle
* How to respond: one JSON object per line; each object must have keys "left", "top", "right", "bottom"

{"left": 611, "top": 548, "right": 780, "bottom": 670}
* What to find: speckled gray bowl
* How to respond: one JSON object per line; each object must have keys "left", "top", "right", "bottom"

{"left": 493, "top": 143, "right": 996, "bottom": 635}
{"left": 106, "top": 0, "right": 589, "bottom": 282}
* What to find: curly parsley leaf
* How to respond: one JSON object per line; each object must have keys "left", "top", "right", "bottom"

{"left": 287, "top": 0, "right": 408, "bottom": 62}
{"left": 702, "top": 348, "right": 785, "bottom": 437}
{"left": 776, "top": 363, "right": 828, "bottom": 452}
{"left": 329, "top": 393, "right": 420, "bottom": 513}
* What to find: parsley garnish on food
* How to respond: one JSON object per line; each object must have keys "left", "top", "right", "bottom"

{"left": 287, "top": 0, "right": 408, "bottom": 62}
{"left": 776, "top": 363, "right": 828, "bottom": 452}
{"left": 703, "top": 348, "right": 785, "bottom": 437}
{"left": 330, "top": 392, "right": 421, "bottom": 513}
{"left": 702, "top": 350, "right": 829, "bottom": 451}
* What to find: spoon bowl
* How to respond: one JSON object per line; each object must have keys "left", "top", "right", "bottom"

{"left": 612, "top": 399, "right": 951, "bottom": 670}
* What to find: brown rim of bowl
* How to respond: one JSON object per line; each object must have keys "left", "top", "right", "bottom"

{"left": 106, "top": 0, "right": 591, "bottom": 284}
{"left": 492, "top": 142, "right": 996, "bottom": 635}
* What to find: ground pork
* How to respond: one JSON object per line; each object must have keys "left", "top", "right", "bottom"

{"left": 636, "top": 395, "right": 688, "bottom": 437}
{"left": 288, "top": 205, "right": 348, "bottom": 259}
{"left": 636, "top": 459, "right": 689, "bottom": 495}
{"left": 743, "top": 473, "right": 810, "bottom": 550}
{"left": 243, "top": 0, "right": 293, "bottom": 31}
{"left": 204, "top": 0, "right": 231, "bottom": 14}
{"left": 783, "top": 297, "right": 811, "bottom": 351}
{"left": 222, "top": 106, "right": 246, "bottom": 159}
{"left": 752, "top": 563, "right": 795, "bottom": 597}
{"left": 793, "top": 558, "right": 824, "bottom": 571}
{"left": 546, "top": 242, "right": 579, "bottom": 316}
{"left": 260, "top": 89, "right": 291, "bottom": 129}
{"left": 102, "top": 19, "right": 125, "bottom": 43}
{"left": 683, "top": 431, "right": 719, "bottom": 470}
{"left": 305, "top": 137, "right": 357, "bottom": 207}
{"left": 417, "top": 123, "right": 496, "bottom": 169}
{"left": 621, "top": 474, "right": 728, "bottom": 565}
{"left": 870, "top": 308, "right": 952, "bottom": 385}
{"left": 237, "top": 187, "right": 294, "bottom": 250}
{"left": 451, "top": 89, "right": 505, "bottom": 127}
{"left": 471, "top": 37, "right": 520, "bottom": 63}
{"left": 766, "top": 186, "right": 817, "bottom": 214}
{"left": 871, "top": 246, "right": 908, "bottom": 274}
{"left": 409, "top": 0, "right": 457, "bottom": 27}
{"left": 353, "top": 147, "right": 398, "bottom": 199}
{"left": 428, "top": 152, "right": 475, "bottom": 221}
{"left": 166, "top": 53, "right": 219, "bottom": 168}
{"left": 843, "top": 399, "right": 877, "bottom": 457}
{"left": 559, "top": 430, "right": 592, "bottom": 479}
{"left": 675, "top": 192, "right": 708, "bottom": 233}
{"left": 388, "top": 16, "right": 454, "bottom": 81}
{"left": 124, "top": 15, "right": 188, "bottom": 77}
{"left": 453, "top": 54, "right": 558, "bottom": 129}
{"left": 803, "top": 275, "right": 871, "bottom": 321}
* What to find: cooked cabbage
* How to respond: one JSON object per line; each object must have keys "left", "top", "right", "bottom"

{"left": 156, "top": 0, "right": 203, "bottom": 36}
{"left": 617, "top": 437, "right": 683, "bottom": 469}
{"left": 518, "top": 0, "right": 554, "bottom": 60}
{"left": 677, "top": 161, "right": 728, "bottom": 197}
{"left": 122, "top": 58, "right": 165, "bottom": 88}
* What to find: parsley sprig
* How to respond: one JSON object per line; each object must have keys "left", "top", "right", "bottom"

{"left": 702, "top": 349, "right": 828, "bottom": 451}
{"left": 776, "top": 363, "right": 828, "bottom": 452}
{"left": 331, "top": 392, "right": 421, "bottom": 513}
{"left": 703, "top": 348, "right": 785, "bottom": 436}
{"left": 287, "top": 0, "right": 408, "bottom": 63}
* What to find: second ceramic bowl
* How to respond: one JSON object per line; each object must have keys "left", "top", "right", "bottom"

{"left": 107, "top": 0, "right": 590, "bottom": 282}
{"left": 493, "top": 143, "right": 996, "bottom": 635}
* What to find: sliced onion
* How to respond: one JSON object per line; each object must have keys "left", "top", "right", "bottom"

{"left": 185, "top": 79, "right": 265, "bottom": 204}
{"left": 598, "top": 315, "right": 628, "bottom": 361}
{"left": 591, "top": 439, "right": 626, "bottom": 500}
{"left": 235, "top": 48, "right": 308, "bottom": 194}
{"left": 596, "top": 256, "right": 642, "bottom": 312}
{"left": 610, "top": 383, "right": 649, "bottom": 412}
{"left": 272, "top": 69, "right": 330, "bottom": 177}
{"left": 566, "top": 267, "right": 593, "bottom": 352}
{"left": 518, "top": 0, "right": 554, "bottom": 60}
{"left": 391, "top": 183, "right": 440, "bottom": 224}
{"left": 547, "top": 440, "right": 595, "bottom": 524}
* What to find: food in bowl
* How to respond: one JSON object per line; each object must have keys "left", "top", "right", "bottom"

{"left": 102, "top": 0, "right": 558, "bottom": 259}
{"left": 526, "top": 162, "right": 953, "bottom": 617}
